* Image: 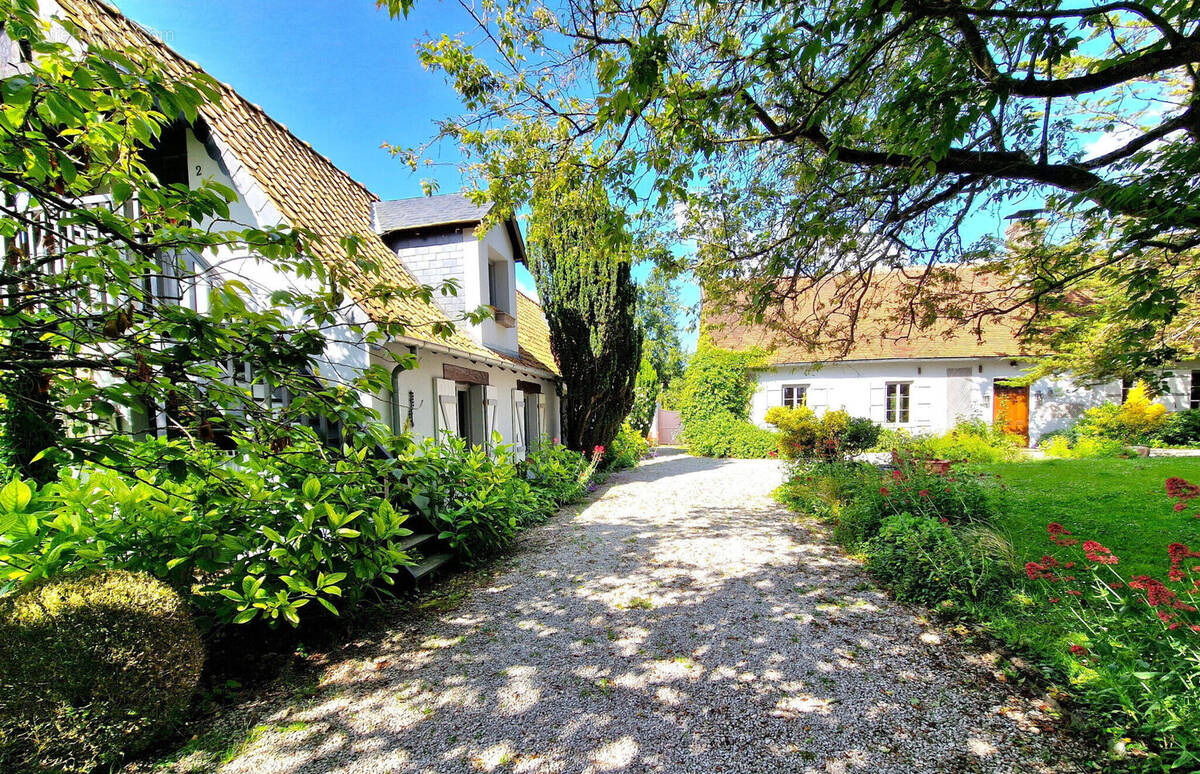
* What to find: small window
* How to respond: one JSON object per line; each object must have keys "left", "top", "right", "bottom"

{"left": 487, "top": 259, "right": 511, "bottom": 315}
{"left": 885, "top": 382, "right": 911, "bottom": 424}
{"left": 1191, "top": 371, "right": 1200, "bottom": 410}
{"left": 782, "top": 384, "right": 807, "bottom": 408}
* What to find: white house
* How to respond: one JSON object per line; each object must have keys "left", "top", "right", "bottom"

{"left": 705, "top": 272, "right": 1200, "bottom": 446}
{"left": 48, "top": 0, "right": 560, "bottom": 456}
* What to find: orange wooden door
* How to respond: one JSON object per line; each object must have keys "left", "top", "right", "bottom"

{"left": 993, "top": 383, "right": 1030, "bottom": 446}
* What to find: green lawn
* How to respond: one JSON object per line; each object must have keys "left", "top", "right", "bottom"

{"left": 980, "top": 457, "right": 1200, "bottom": 579}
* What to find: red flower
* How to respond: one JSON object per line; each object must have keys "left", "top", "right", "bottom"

{"left": 879, "top": 486, "right": 890, "bottom": 496}
{"left": 1166, "top": 476, "right": 1200, "bottom": 501}
{"left": 1069, "top": 644, "right": 1088, "bottom": 656}
{"left": 918, "top": 489, "right": 930, "bottom": 498}
{"left": 1049, "top": 597, "right": 1061, "bottom": 603}
{"left": 891, "top": 470, "right": 905, "bottom": 481}
{"left": 1082, "top": 540, "right": 1119, "bottom": 565}
{"left": 1175, "top": 502, "right": 1187, "bottom": 512}
{"left": 1066, "top": 590, "right": 1082, "bottom": 596}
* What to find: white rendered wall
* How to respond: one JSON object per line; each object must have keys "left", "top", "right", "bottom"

{"left": 750, "top": 358, "right": 1200, "bottom": 444}
{"left": 370, "top": 342, "right": 558, "bottom": 450}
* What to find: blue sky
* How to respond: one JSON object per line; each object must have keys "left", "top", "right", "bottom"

{"left": 112, "top": 0, "right": 700, "bottom": 346}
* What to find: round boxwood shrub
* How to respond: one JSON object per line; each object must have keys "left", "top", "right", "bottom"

{"left": 0, "top": 570, "right": 205, "bottom": 773}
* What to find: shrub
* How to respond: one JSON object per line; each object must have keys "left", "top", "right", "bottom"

{"left": 628, "top": 357, "right": 660, "bottom": 436}
{"left": 924, "top": 419, "right": 1023, "bottom": 462}
{"left": 1040, "top": 434, "right": 1127, "bottom": 458}
{"left": 774, "top": 461, "right": 876, "bottom": 520}
{"left": 676, "top": 343, "right": 762, "bottom": 427}
{"left": 765, "top": 406, "right": 880, "bottom": 462}
{"left": 0, "top": 439, "right": 415, "bottom": 627}
{"left": 1158, "top": 408, "right": 1200, "bottom": 446}
{"left": 1074, "top": 381, "right": 1169, "bottom": 444}
{"left": 606, "top": 423, "right": 650, "bottom": 470}
{"left": 397, "top": 434, "right": 540, "bottom": 559}
{"left": 865, "top": 513, "right": 1012, "bottom": 607}
{"left": 0, "top": 570, "right": 204, "bottom": 774}
{"left": 834, "top": 458, "right": 1003, "bottom": 547}
{"left": 683, "top": 413, "right": 779, "bottom": 458}
{"left": 520, "top": 440, "right": 590, "bottom": 509}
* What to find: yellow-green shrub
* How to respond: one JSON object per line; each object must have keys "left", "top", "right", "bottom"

{"left": 765, "top": 406, "right": 880, "bottom": 461}
{"left": 0, "top": 570, "right": 204, "bottom": 773}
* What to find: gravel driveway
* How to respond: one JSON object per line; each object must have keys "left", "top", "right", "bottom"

{"left": 219, "top": 450, "right": 1087, "bottom": 774}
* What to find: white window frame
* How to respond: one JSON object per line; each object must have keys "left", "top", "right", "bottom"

{"left": 885, "top": 382, "right": 912, "bottom": 424}
{"left": 781, "top": 384, "right": 808, "bottom": 408}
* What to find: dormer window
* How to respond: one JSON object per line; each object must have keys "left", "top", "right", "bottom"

{"left": 488, "top": 256, "right": 516, "bottom": 328}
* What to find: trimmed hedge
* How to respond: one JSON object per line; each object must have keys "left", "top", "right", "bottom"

{"left": 0, "top": 570, "right": 204, "bottom": 774}
{"left": 683, "top": 413, "right": 778, "bottom": 458}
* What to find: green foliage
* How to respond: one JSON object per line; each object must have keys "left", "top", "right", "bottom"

{"left": 1072, "top": 382, "right": 1169, "bottom": 444}
{"left": 871, "top": 420, "right": 1021, "bottom": 463}
{"left": 628, "top": 356, "right": 659, "bottom": 435}
{"left": 519, "top": 440, "right": 591, "bottom": 510}
{"left": 0, "top": 570, "right": 204, "bottom": 774}
{"left": 410, "top": 0, "right": 1199, "bottom": 382}
{"left": 683, "top": 413, "right": 778, "bottom": 459}
{"left": 0, "top": 355, "right": 64, "bottom": 485}
{"left": 774, "top": 461, "right": 876, "bottom": 521}
{"left": 1040, "top": 434, "right": 1126, "bottom": 459}
{"left": 0, "top": 438, "right": 414, "bottom": 627}
{"left": 834, "top": 459, "right": 1002, "bottom": 548}
{"left": 635, "top": 265, "right": 691, "bottom": 388}
{"left": 527, "top": 169, "right": 642, "bottom": 453}
{"left": 1159, "top": 409, "right": 1200, "bottom": 447}
{"left": 0, "top": 0, "right": 445, "bottom": 484}
{"left": 865, "top": 514, "right": 1012, "bottom": 607}
{"left": 764, "top": 406, "right": 879, "bottom": 462}
{"left": 676, "top": 343, "right": 760, "bottom": 426}
{"left": 606, "top": 423, "right": 649, "bottom": 470}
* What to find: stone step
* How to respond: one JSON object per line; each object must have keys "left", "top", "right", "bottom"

{"left": 406, "top": 552, "right": 455, "bottom": 584}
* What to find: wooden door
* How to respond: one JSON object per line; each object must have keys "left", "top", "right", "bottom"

{"left": 993, "top": 382, "right": 1029, "bottom": 446}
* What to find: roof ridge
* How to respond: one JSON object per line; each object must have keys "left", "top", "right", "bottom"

{"left": 72, "top": 0, "right": 379, "bottom": 204}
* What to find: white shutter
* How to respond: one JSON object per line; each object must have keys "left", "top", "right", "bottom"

{"left": 434, "top": 378, "right": 458, "bottom": 441}
{"left": 766, "top": 385, "right": 782, "bottom": 407}
{"left": 914, "top": 383, "right": 934, "bottom": 427}
{"left": 511, "top": 389, "right": 527, "bottom": 460}
{"left": 484, "top": 385, "right": 499, "bottom": 448}
{"left": 534, "top": 394, "right": 547, "bottom": 449}
{"left": 807, "top": 387, "right": 828, "bottom": 414}
{"left": 869, "top": 384, "right": 886, "bottom": 422}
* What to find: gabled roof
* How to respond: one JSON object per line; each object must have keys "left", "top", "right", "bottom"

{"left": 57, "top": 0, "right": 488, "bottom": 357}
{"left": 374, "top": 193, "right": 528, "bottom": 264}
{"left": 705, "top": 267, "right": 1036, "bottom": 365}
{"left": 373, "top": 193, "right": 492, "bottom": 233}
{"left": 509, "top": 292, "right": 559, "bottom": 376}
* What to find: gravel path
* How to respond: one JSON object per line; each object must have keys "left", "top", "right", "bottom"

{"left": 219, "top": 450, "right": 1087, "bottom": 774}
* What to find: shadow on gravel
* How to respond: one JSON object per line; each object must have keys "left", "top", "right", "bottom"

{"left": 216, "top": 454, "right": 1088, "bottom": 774}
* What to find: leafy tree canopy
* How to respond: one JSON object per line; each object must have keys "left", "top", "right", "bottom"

{"left": 0, "top": 0, "right": 462, "bottom": 479}
{"left": 384, "top": 0, "right": 1200, "bottom": 378}
{"left": 636, "top": 264, "right": 692, "bottom": 387}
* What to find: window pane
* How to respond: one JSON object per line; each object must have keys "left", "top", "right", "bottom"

{"left": 1192, "top": 371, "right": 1200, "bottom": 409}
{"left": 783, "top": 386, "right": 793, "bottom": 406}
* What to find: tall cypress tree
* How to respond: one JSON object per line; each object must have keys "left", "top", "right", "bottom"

{"left": 527, "top": 174, "right": 642, "bottom": 453}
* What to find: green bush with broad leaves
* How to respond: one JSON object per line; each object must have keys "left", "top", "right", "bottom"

{"left": 864, "top": 513, "right": 1013, "bottom": 607}
{"left": 0, "top": 438, "right": 414, "bottom": 628}
{"left": 606, "top": 423, "right": 650, "bottom": 470}
{"left": 0, "top": 570, "right": 204, "bottom": 774}
{"left": 520, "top": 439, "right": 592, "bottom": 510}
{"left": 1158, "top": 408, "right": 1200, "bottom": 447}
{"left": 394, "top": 434, "right": 541, "bottom": 560}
